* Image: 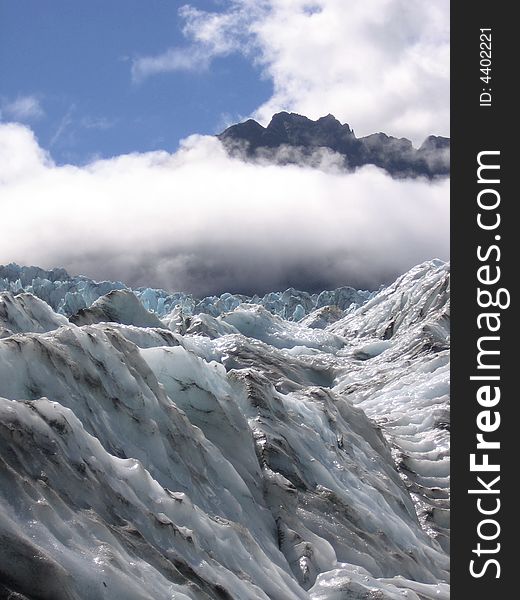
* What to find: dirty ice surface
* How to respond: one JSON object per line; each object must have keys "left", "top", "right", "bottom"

{"left": 0, "top": 260, "right": 449, "bottom": 599}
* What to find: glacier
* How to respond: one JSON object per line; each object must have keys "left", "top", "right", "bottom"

{"left": 0, "top": 260, "right": 449, "bottom": 599}
{"left": 0, "top": 264, "right": 373, "bottom": 322}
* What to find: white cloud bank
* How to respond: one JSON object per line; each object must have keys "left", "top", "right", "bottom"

{"left": 0, "top": 122, "right": 448, "bottom": 296}
{"left": 133, "top": 0, "right": 449, "bottom": 144}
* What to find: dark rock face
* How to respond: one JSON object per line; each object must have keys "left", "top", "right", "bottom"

{"left": 218, "top": 112, "right": 449, "bottom": 178}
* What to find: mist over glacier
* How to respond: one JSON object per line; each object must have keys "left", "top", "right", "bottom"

{"left": 0, "top": 260, "right": 450, "bottom": 599}
{"left": 0, "top": 122, "right": 448, "bottom": 296}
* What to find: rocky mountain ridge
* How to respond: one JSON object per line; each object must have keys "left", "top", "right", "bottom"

{"left": 218, "top": 112, "right": 450, "bottom": 178}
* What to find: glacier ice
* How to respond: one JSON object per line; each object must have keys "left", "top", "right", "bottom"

{"left": 0, "top": 260, "right": 449, "bottom": 599}
{"left": 69, "top": 290, "right": 166, "bottom": 329}
{"left": 0, "top": 263, "right": 372, "bottom": 321}
{"left": 0, "top": 291, "right": 69, "bottom": 337}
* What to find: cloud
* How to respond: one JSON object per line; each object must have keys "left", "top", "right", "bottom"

{"left": 251, "top": 0, "right": 450, "bottom": 144}
{"left": 140, "top": 0, "right": 449, "bottom": 144}
{"left": 132, "top": 47, "right": 211, "bottom": 81}
{"left": 0, "top": 95, "right": 44, "bottom": 121}
{"left": 80, "top": 116, "right": 117, "bottom": 131}
{"left": 131, "top": 4, "right": 254, "bottom": 82}
{"left": 49, "top": 104, "right": 76, "bottom": 148}
{"left": 0, "top": 122, "right": 448, "bottom": 297}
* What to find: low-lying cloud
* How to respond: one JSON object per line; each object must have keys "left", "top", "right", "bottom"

{"left": 0, "top": 122, "right": 449, "bottom": 296}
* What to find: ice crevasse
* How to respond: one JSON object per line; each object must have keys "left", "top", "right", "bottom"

{"left": 0, "top": 260, "right": 450, "bottom": 600}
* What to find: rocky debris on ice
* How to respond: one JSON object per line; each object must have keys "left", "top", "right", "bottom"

{"left": 0, "top": 260, "right": 450, "bottom": 599}
{"left": 329, "top": 259, "right": 449, "bottom": 345}
{"left": 300, "top": 305, "right": 345, "bottom": 330}
{"left": 331, "top": 260, "right": 450, "bottom": 551}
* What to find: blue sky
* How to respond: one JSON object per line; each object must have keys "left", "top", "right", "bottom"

{"left": 0, "top": 0, "right": 449, "bottom": 293}
{"left": 0, "top": 0, "right": 272, "bottom": 164}
{"left": 1, "top": 0, "right": 449, "bottom": 166}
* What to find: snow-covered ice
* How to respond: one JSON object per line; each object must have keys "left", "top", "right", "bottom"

{"left": 0, "top": 260, "right": 449, "bottom": 599}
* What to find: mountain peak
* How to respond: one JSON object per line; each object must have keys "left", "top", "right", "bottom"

{"left": 268, "top": 111, "right": 306, "bottom": 124}
{"left": 316, "top": 113, "right": 343, "bottom": 127}
{"left": 218, "top": 113, "right": 449, "bottom": 178}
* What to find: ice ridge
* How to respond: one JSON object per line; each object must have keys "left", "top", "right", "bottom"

{"left": 0, "top": 260, "right": 450, "bottom": 599}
